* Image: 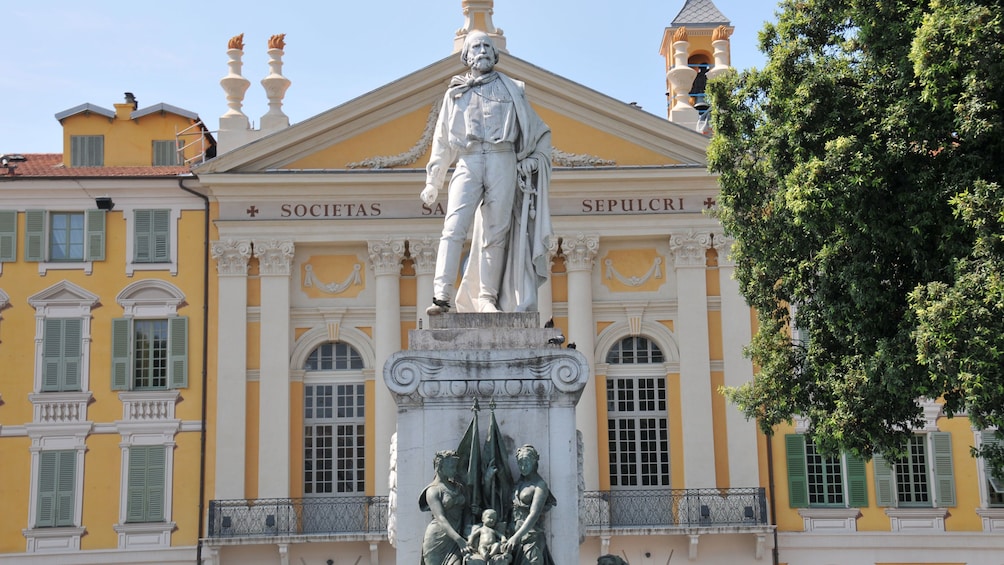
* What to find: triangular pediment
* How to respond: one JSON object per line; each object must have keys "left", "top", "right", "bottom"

{"left": 194, "top": 54, "right": 709, "bottom": 176}
{"left": 28, "top": 280, "right": 100, "bottom": 309}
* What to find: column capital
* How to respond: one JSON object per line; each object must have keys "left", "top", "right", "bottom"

{"left": 211, "top": 239, "right": 252, "bottom": 276}
{"left": 408, "top": 237, "right": 438, "bottom": 276}
{"left": 560, "top": 233, "right": 599, "bottom": 272}
{"left": 711, "top": 232, "right": 736, "bottom": 267}
{"left": 669, "top": 230, "right": 713, "bottom": 268}
{"left": 253, "top": 239, "right": 295, "bottom": 276}
{"left": 368, "top": 237, "right": 406, "bottom": 276}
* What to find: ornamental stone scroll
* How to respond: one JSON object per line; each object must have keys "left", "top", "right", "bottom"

{"left": 211, "top": 239, "right": 252, "bottom": 276}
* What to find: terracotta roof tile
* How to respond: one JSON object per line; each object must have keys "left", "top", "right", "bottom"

{"left": 1, "top": 153, "right": 190, "bottom": 178}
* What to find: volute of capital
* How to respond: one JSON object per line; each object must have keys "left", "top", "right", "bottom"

{"left": 253, "top": 240, "right": 295, "bottom": 276}
{"left": 560, "top": 233, "right": 599, "bottom": 272}
{"left": 211, "top": 240, "right": 253, "bottom": 276}
{"left": 669, "top": 231, "right": 713, "bottom": 268}
{"left": 368, "top": 238, "right": 406, "bottom": 275}
{"left": 712, "top": 233, "right": 736, "bottom": 267}
{"left": 408, "top": 237, "right": 438, "bottom": 275}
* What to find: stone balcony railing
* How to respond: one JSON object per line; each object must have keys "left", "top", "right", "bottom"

{"left": 119, "top": 390, "right": 180, "bottom": 421}
{"left": 28, "top": 392, "right": 91, "bottom": 424}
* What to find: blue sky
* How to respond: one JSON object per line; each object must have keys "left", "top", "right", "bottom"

{"left": 2, "top": 0, "right": 779, "bottom": 154}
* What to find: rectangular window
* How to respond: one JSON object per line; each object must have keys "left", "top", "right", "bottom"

{"left": 607, "top": 376, "right": 669, "bottom": 488}
{"left": 126, "top": 446, "right": 166, "bottom": 522}
{"left": 304, "top": 384, "right": 365, "bottom": 495}
{"left": 112, "top": 317, "right": 187, "bottom": 391}
{"left": 42, "top": 318, "right": 82, "bottom": 392}
{"left": 70, "top": 135, "right": 104, "bottom": 167}
{"left": 152, "top": 140, "right": 180, "bottom": 166}
{"left": 806, "top": 439, "right": 845, "bottom": 506}
{"left": 36, "top": 450, "right": 76, "bottom": 528}
{"left": 133, "top": 320, "right": 168, "bottom": 389}
{"left": 25, "top": 210, "right": 106, "bottom": 263}
{"left": 133, "top": 209, "right": 171, "bottom": 263}
{"left": 49, "top": 212, "right": 85, "bottom": 261}
{"left": 896, "top": 435, "right": 931, "bottom": 506}
{"left": 786, "top": 433, "right": 868, "bottom": 508}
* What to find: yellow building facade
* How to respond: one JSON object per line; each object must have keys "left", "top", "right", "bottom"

{"left": 2, "top": 1, "right": 1003, "bottom": 565}
{"left": 0, "top": 96, "right": 213, "bottom": 564}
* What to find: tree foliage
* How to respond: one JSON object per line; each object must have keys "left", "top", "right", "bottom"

{"left": 706, "top": 0, "right": 1004, "bottom": 466}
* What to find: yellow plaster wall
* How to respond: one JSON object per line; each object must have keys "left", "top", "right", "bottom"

{"left": 245, "top": 382, "right": 260, "bottom": 500}
{"left": 290, "top": 381, "right": 304, "bottom": 499}
{"left": 300, "top": 255, "right": 366, "bottom": 299}
{"left": 668, "top": 373, "right": 685, "bottom": 489}
{"left": 710, "top": 371, "right": 730, "bottom": 486}
{"left": 0, "top": 438, "right": 32, "bottom": 551}
{"left": 247, "top": 322, "right": 261, "bottom": 370}
{"left": 365, "top": 380, "right": 377, "bottom": 496}
{"left": 80, "top": 434, "right": 121, "bottom": 550}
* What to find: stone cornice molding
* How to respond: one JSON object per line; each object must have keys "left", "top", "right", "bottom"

{"left": 253, "top": 240, "right": 295, "bottom": 276}
{"left": 560, "top": 233, "right": 600, "bottom": 272}
{"left": 408, "top": 237, "right": 438, "bottom": 276}
{"left": 669, "top": 230, "right": 713, "bottom": 268}
{"left": 368, "top": 238, "right": 406, "bottom": 276}
{"left": 211, "top": 239, "right": 252, "bottom": 276}
{"left": 384, "top": 349, "right": 588, "bottom": 409}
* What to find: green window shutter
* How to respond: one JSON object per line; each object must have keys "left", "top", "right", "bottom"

{"left": 111, "top": 318, "right": 132, "bottom": 390}
{"left": 785, "top": 434, "right": 809, "bottom": 508}
{"left": 873, "top": 452, "right": 896, "bottom": 507}
{"left": 845, "top": 453, "right": 869, "bottom": 507}
{"left": 42, "top": 319, "right": 82, "bottom": 392}
{"left": 85, "top": 209, "right": 105, "bottom": 261}
{"left": 0, "top": 209, "right": 16, "bottom": 261}
{"left": 36, "top": 451, "right": 58, "bottom": 527}
{"left": 152, "top": 209, "right": 170, "bottom": 262}
{"left": 55, "top": 450, "right": 76, "bottom": 526}
{"left": 127, "top": 446, "right": 167, "bottom": 522}
{"left": 134, "top": 210, "right": 152, "bottom": 262}
{"left": 25, "top": 209, "right": 45, "bottom": 262}
{"left": 146, "top": 447, "right": 166, "bottom": 521}
{"left": 931, "top": 432, "right": 956, "bottom": 507}
{"left": 62, "top": 318, "right": 82, "bottom": 391}
{"left": 168, "top": 316, "right": 188, "bottom": 389}
{"left": 42, "top": 319, "right": 65, "bottom": 392}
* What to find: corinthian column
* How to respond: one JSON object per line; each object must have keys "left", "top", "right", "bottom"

{"left": 211, "top": 240, "right": 252, "bottom": 500}
{"left": 368, "top": 237, "right": 406, "bottom": 496}
{"left": 409, "top": 237, "right": 437, "bottom": 330}
{"left": 254, "top": 239, "right": 294, "bottom": 498}
{"left": 670, "top": 230, "right": 716, "bottom": 488}
{"left": 713, "top": 233, "right": 759, "bottom": 487}
{"left": 560, "top": 233, "right": 599, "bottom": 489}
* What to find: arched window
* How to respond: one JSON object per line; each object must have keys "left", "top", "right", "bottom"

{"left": 303, "top": 341, "right": 365, "bottom": 499}
{"left": 606, "top": 336, "right": 669, "bottom": 489}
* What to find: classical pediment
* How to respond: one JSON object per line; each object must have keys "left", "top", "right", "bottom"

{"left": 194, "top": 54, "right": 709, "bottom": 176}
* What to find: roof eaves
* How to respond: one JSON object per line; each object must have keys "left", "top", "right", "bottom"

{"left": 54, "top": 103, "right": 116, "bottom": 122}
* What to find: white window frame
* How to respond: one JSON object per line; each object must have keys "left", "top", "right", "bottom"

{"left": 790, "top": 417, "right": 863, "bottom": 532}
{"left": 113, "top": 412, "right": 178, "bottom": 549}
{"left": 113, "top": 279, "right": 187, "bottom": 391}
{"left": 27, "top": 282, "right": 98, "bottom": 424}
{"left": 974, "top": 428, "right": 1004, "bottom": 532}
{"left": 123, "top": 207, "right": 182, "bottom": 276}
{"left": 23, "top": 431, "right": 89, "bottom": 552}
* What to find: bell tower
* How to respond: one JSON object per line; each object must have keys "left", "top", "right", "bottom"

{"left": 660, "top": 0, "right": 734, "bottom": 130}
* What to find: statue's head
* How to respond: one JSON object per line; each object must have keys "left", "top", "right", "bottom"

{"left": 433, "top": 449, "right": 460, "bottom": 475}
{"left": 461, "top": 31, "right": 500, "bottom": 71}
{"left": 515, "top": 444, "right": 539, "bottom": 474}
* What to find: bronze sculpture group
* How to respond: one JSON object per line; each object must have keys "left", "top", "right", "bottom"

{"left": 420, "top": 444, "right": 555, "bottom": 565}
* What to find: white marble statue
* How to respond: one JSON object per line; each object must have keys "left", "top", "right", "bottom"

{"left": 421, "top": 31, "right": 552, "bottom": 315}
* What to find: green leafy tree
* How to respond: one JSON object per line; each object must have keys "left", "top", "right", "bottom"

{"left": 706, "top": 0, "right": 1004, "bottom": 467}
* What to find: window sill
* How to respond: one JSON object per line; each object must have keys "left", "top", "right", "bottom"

{"left": 885, "top": 507, "right": 948, "bottom": 531}
{"left": 976, "top": 508, "right": 1004, "bottom": 532}
{"left": 37, "top": 261, "right": 94, "bottom": 276}
{"left": 114, "top": 521, "right": 175, "bottom": 549}
{"left": 797, "top": 507, "right": 861, "bottom": 532}
{"left": 127, "top": 261, "right": 178, "bottom": 277}
{"left": 22, "top": 526, "right": 85, "bottom": 552}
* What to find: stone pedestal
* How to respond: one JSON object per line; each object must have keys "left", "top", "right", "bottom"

{"left": 385, "top": 312, "right": 588, "bottom": 565}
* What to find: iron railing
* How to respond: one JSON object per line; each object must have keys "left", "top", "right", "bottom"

{"left": 207, "top": 496, "right": 389, "bottom": 538}
{"left": 581, "top": 488, "right": 768, "bottom": 529}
